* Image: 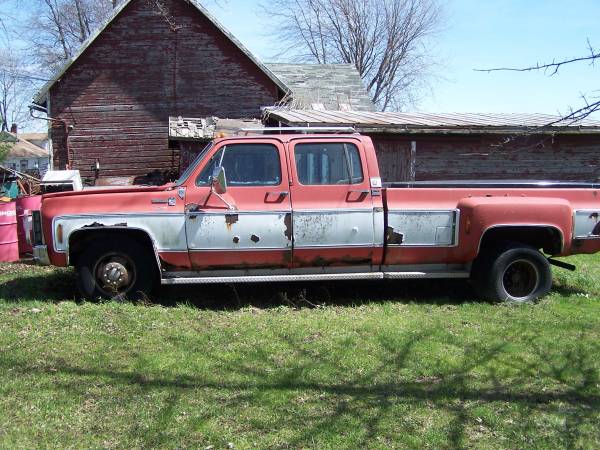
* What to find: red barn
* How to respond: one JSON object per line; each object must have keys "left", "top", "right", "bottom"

{"left": 32, "top": 0, "right": 291, "bottom": 182}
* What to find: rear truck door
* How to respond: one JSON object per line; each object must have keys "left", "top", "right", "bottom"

{"left": 288, "top": 138, "right": 377, "bottom": 268}
{"left": 183, "top": 139, "right": 292, "bottom": 270}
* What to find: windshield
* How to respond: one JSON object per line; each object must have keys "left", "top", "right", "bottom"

{"left": 175, "top": 141, "right": 214, "bottom": 186}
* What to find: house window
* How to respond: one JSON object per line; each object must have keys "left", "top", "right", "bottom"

{"left": 20, "top": 160, "right": 28, "bottom": 172}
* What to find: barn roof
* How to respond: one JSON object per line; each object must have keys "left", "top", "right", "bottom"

{"left": 266, "top": 64, "right": 375, "bottom": 112}
{"left": 33, "top": 0, "right": 289, "bottom": 105}
{"left": 1, "top": 132, "right": 50, "bottom": 158}
{"left": 263, "top": 110, "right": 600, "bottom": 134}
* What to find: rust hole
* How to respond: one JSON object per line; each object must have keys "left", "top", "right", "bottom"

{"left": 284, "top": 212, "right": 293, "bottom": 241}
{"left": 251, "top": 234, "right": 260, "bottom": 243}
{"left": 386, "top": 226, "right": 403, "bottom": 245}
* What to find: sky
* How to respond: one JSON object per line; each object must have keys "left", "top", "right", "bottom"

{"left": 3, "top": 0, "right": 600, "bottom": 119}
{"left": 208, "top": 0, "right": 600, "bottom": 117}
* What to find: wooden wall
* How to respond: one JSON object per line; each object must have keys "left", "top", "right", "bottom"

{"left": 48, "top": 0, "right": 281, "bottom": 180}
{"left": 371, "top": 133, "right": 600, "bottom": 182}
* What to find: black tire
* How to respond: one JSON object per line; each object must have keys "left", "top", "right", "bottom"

{"left": 75, "top": 237, "right": 157, "bottom": 301}
{"left": 471, "top": 243, "right": 552, "bottom": 303}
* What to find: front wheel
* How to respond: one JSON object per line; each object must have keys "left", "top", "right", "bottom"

{"left": 75, "top": 237, "right": 157, "bottom": 300}
{"left": 471, "top": 244, "right": 552, "bottom": 303}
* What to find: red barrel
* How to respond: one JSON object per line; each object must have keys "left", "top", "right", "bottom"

{"left": 0, "top": 201, "right": 19, "bottom": 262}
{"left": 16, "top": 195, "right": 42, "bottom": 256}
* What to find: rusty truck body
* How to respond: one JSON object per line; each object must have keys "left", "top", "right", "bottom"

{"left": 31, "top": 132, "right": 600, "bottom": 302}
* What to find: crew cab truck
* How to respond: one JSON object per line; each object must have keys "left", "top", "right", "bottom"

{"left": 31, "top": 131, "right": 600, "bottom": 302}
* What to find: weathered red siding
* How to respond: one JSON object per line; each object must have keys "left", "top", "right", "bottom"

{"left": 372, "top": 133, "right": 600, "bottom": 182}
{"left": 49, "top": 0, "right": 280, "bottom": 180}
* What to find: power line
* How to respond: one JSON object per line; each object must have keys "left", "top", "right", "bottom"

{"left": 0, "top": 68, "right": 53, "bottom": 82}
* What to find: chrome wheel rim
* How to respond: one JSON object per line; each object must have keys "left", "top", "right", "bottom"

{"left": 502, "top": 259, "right": 540, "bottom": 300}
{"left": 93, "top": 252, "right": 137, "bottom": 297}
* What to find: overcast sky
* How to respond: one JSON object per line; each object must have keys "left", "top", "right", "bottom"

{"left": 210, "top": 0, "right": 600, "bottom": 118}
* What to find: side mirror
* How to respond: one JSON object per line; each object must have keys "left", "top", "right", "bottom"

{"left": 211, "top": 166, "right": 227, "bottom": 194}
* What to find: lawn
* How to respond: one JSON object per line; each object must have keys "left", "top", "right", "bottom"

{"left": 0, "top": 255, "right": 599, "bottom": 449}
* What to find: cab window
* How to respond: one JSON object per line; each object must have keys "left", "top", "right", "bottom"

{"left": 294, "top": 142, "right": 363, "bottom": 185}
{"left": 196, "top": 143, "right": 282, "bottom": 186}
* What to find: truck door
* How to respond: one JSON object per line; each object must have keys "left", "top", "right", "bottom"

{"left": 184, "top": 139, "right": 292, "bottom": 270}
{"left": 288, "top": 138, "right": 376, "bottom": 268}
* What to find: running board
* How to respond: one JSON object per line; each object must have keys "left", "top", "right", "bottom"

{"left": 161, "top": 271, "right": 470, "bottom": 285}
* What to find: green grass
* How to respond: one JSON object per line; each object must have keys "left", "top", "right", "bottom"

{"left": 0, "top": 255, "right": 599, "bottom": 449}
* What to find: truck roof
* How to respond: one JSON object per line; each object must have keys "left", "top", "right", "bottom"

{"left": 212, "top": 133, "right": 366, "bottom": 145}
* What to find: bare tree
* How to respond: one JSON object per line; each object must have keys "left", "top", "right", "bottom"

{"left": 26, "top": 0, "right": 118, "bottom": 71}
{"left": 476, "top": 40, "right": 600, "bottom": 123}
{"left": 26, "top": 0, "right": 228, "bottom": 72}
{"left": 263, "top": 0, "right": 442, "bottom": 110}
{"left": 0, "top": 50, "right": 38, "bottom": 132}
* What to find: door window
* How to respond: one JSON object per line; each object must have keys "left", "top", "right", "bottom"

{"left": 295, "top": 142, "right": 363, "bottom": 185}
{"left": 196, "top": 143, "right": 281, "bottom": 186}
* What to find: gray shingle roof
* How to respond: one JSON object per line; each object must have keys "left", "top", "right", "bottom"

{"left": 267, "top": 64, "right": 375, "bottom": 112}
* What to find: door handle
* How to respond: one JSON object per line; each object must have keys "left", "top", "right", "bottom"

{"left": 265, "top": 191, "right": 289, "bottom": 203}
{"left": 346, "top": 189, "right": 369, "bottom": 202}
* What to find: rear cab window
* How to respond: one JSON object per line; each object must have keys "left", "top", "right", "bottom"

{"left": 294, "top": 142, "right": 364, "bottom": 185}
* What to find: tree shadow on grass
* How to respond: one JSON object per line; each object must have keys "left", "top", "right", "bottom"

{"left": 1, "top": 328, "right": 598, "bottom": 448}
{"left": 0, "top": 266, "right": 78, "bottom": 302}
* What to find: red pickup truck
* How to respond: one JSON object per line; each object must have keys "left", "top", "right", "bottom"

{"left": 31, "top": 132, "right": 600, "bottom": 302}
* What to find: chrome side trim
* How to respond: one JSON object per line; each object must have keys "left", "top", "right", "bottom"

{"left": 162, "top": 272, "right": 383, "bottom": 284}
{"left": 294, "top": 243, "right": 382, "bottom": 249}
{"left": 164, "top": 266, "right": 375, "bottom": 278}
{"left": 161, "top": 269, "right": 471, "bottom": 284}
{"left": 187, "top": 210, "right": 291, "bottom": 216}
{"left": 383, "top": 271, "right": 469, "bottom": 279}
{"left": 187, "top": 245, "right": 384, "bottom": 252}
{"left": 294, "top": 208, "right": 375, "bottom": 214}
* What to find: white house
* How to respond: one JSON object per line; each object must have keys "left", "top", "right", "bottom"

{"left": 3, "top": 132, "right": 50, "bottom": 177}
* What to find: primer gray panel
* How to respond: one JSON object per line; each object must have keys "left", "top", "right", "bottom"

{"left": 293, "top": 209, "right": 375, "bottom": 248}
{"left": 387, "top": 209, "right": 459, "bottom": 246}
{"left": 573, "top": 210, "right": 600, "bottom": 238}
{"left": 186, "top": 211, "right": 291, "bottom": 250}
{"left": 53, "top": 213, "right": 187, "bottom": 253}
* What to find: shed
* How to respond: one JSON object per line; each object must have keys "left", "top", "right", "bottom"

{"left": 263, "top": 110, "right": 600, "bottom": 182}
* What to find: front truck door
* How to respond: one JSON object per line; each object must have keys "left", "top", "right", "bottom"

{"left": 288, "top": 138, "right": 376, "bottom": 269}
{"left": 184, "top": 139, "right": 292, "bottom": 271}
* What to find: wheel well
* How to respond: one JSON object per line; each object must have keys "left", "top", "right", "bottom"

{"left": 479, "top": 226, "right": 563, "bottom": 256}
{"left": 69, "top": 228, "right": 158, "bottom": 268}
